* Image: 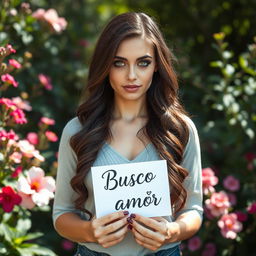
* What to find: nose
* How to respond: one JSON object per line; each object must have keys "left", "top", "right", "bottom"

{"left": 127, "top": 65, "right": 137, "bottom": 81}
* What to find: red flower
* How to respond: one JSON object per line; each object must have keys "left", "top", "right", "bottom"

{"left": 10, "top": 108, "right": 27, "bottom": 124}
{"left": 0, "top": 186, "right": 22, "bottom": 212}
{"left": 11, "top": 166, "right": 23, "bottom": 178}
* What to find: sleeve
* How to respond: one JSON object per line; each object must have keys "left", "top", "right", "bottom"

{"left": 175, "top": 117, "right": 203, "bottom": 219}
{"left": 52, "top": 119, "right": 81, "bottom": 228}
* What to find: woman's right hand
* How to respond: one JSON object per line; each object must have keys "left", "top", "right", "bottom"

{"left": 89, "top": 211, "right": 129, "bottom": 248}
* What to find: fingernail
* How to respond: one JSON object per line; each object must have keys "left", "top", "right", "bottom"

{"left": 128, "top": 224, "right": 133, "bottom": 230}
{"left": 123, "top": 211, "right": 129, "bottom": 216}
{"left": 127, "top": 217, "right": 133, "bottom": 224}
{"left": 130, "top": 213, "right": 136, "bottom": 219}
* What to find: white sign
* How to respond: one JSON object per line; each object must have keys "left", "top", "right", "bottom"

{"left": 91, "top": 160, "right": 171, "bottom": 218}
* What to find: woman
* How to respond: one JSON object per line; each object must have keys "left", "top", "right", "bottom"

{"left": 53, "top": 12, "right": 203, "bottom": 256}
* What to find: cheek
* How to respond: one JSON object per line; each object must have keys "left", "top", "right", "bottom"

{"left": 140, "top": 69, "right": 155, "bottom": 84}
{"left": 109, "top": 70, "right": 122, "bottom": 86}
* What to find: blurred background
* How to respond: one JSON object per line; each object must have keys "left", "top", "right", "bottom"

{"left": 0, "top": 0, "right": 255, "bottom": 255}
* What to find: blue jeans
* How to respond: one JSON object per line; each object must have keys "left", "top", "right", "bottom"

{"left": 74, "top": 244, "right": 180, "bottom": 256}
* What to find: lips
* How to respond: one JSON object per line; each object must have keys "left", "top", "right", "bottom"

{"left": 123, "top": 85, "right": 141, "bottom": 88}
{"left": 122, "top": 85, "right": 141, "bottom": 92}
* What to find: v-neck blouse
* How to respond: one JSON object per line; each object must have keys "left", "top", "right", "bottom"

{"left": 53, "top": 117, "right": 203, "bottom": 256}
{"left": 102, "top": 142, "right": 156, "bottom": 163}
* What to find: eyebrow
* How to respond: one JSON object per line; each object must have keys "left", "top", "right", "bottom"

{"left": 114, "top": 55, "right": 153, "bottom": 61}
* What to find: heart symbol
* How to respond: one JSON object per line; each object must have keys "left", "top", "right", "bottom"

{"left": 146, "top": 191, "right": 152, "bottom": 195}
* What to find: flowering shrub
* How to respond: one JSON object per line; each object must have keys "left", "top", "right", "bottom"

{"left": 0, "top": 42, "right": 58, "bottom": 255}
{"left": 183, "top": 34, "right": 256, "bottom": 256}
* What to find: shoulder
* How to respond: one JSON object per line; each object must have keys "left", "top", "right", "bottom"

{"left": 181, "top": 115, "right": 200, "bottom": 149}
{"left": 61, "top": 116, "right": 83, "bottom": 138}
{"left": 181, "top": 115, "right": 198, "bottom": 135}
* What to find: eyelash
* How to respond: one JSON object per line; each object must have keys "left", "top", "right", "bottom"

{"left": 113, "top": 60, "right": 152, "bottom": 68}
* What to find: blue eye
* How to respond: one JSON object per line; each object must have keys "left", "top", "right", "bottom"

{"left": 138, "top": 60, "right": 151, "bottom": 67}
{"left": 113, "top": 61, "right": 125, "bottom": 67}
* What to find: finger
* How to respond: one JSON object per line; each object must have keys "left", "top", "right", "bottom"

{"left": 151, "top": 216, "right": 166, "bottom": 222}
{"left": 103, "top": 217, "right": 128, "bottom": 235}
{"left": 133, "top": 214, "right": 165, "bottom": 233}
{"left": 101, "top": 235, "right": 125, "bottom": 248}
{"left": 97, "top": 211, "right": 128, "bottom": 226}
{"left": 132, "top": 220, "right": 165, "bottom": 244}
{"left": 134, "top": 236, "right": 159, "bottom": 251}
{"left": 132, "top": 227, "right": 161, "bottom": 248}
{"left": 98, "top": 225, "right": 128, "bottom": 245}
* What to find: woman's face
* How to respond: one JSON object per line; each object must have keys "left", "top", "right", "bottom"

{"left": 109, "top": 36, "right": 157, "bottom": 102}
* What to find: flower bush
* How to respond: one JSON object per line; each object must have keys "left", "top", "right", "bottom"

{"left": 0, "top": 1, "right": 68, "bottom": 253}
{"left": 183, "top": 34, "right": 256, "bottom": 256}
{"left": 0, "top": 42, "right": 58, "bottom": 255}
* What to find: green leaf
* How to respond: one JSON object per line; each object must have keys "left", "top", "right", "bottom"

{"left": 21, "top": 232, "right": 43, "bottom": 242}
{"left": 16, "top": 219, "right": 31, "bottom": 235}
{"left": 239, "top": 55, "right": 248, "bottom": 68}
{"left": 17, "top": 244, "right": 57, "bottom": 256}
{"left": 0, "top": 242, "right": 7, "bottom": 254}
{"left": 210, "top": 61, "right": 223, "bottom": 68}
{"left": 0, "top": 223, "right": 15, "bottom": 244}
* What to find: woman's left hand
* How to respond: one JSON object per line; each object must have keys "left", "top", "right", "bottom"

{"left": 128, "top": 214, "right": 180, "bottom": 251}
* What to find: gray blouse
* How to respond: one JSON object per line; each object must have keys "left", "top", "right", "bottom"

{"left": 52, "top": 116, "right": 203, "bottom": 256}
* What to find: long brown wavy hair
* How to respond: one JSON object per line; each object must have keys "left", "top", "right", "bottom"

{"left": 70, "top": 12, "right": 189, "bottom": 219}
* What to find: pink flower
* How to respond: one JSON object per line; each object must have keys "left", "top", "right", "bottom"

{"left": 9, "top": 152, "right": 22, "bottom": 164}
{"left": 43, "top": 9, "right": 67, "bottom": 33}
{"left": 0, "top": 186, "right": 22, "bottom": 212}
{"left": 27, "top": 132, "right": 39, "bottom": 145}
{"left": 223, "top": 175, "right": 240, "bottom": 192}
{"left": 0, "top": 97, "right": 16, "bottom": 109}
{"left": 32, "top": 8, "right": 45, "bottom": 19}
{"left": 11, "top": 166, "right": 23, "bottom": 178}
{"left": 9, "top": 59, "right": 21, "bottom": 69}
{"left": 10, "top": 108, "right": 27, "bottom": 124}
{"left": 205, "top": 191, "right": 230, "bottom": 217}
{"left": 0, "top": 129, "right": 19, "bottom": 141}
{"left": 40, "top": 116, "right": 55, "bottom": 125}
{"left": 6, "top": 44, "right": 16, "bottom": 54}
{"left": 17, "top": 140, "right": 45, "bottom": 161}
{"left": 61, "top": 239, "right": 75, "bottom": 251}
{"left": 247, "top": 202, "right": 256, "bottom": 214}
{"left": 45, "top": 130, "right": 58, "bottom": 142}
{"left": 32, "top": 8, "right": 67, "bottom": 33}
{"left": 38, "top": 74, "right": 53, "bottom": 90}
{"left": 235, "top": 211, "right": 248, "bottom": 222}
{"left": 1, "top": 74, "right": 19, "bottom": 87}
{"left": 202, "top": 167, "right": 218, "bottom": 195}
{"left": 17, "top": 166, "right": 55, "bottom": 208}
{"left": 218, "top": 213, "right": 242, "bottom": 239}
{"left": 202, "top": 243, "right": 217, "bottom": 256}
{"left": 187, "top": 236, "right": 201, "bottom": 251}
{"left": 227, "top": 193, "right": 237, "bottom": 206}
{"left": 12, "top": 97, "right": 32, "bottom": 111}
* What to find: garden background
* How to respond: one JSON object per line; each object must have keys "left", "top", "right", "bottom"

{"left": 0, "top": 0, "right": 255, "bottom": 255}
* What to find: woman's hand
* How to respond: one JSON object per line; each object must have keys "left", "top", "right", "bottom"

{"left": 128, "top": 214, "right": 180, "bottom": 251}
{"left": 90, "top": 211, "right": 129, "bottom": 248}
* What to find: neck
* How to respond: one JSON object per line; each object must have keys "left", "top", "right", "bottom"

{"left": 112, "top": 97, "right": 147, "bottom": 122}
